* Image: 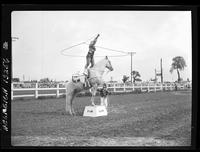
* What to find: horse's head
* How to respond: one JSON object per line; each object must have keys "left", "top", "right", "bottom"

{"left": 90, "top": 56, "right": 113, "bottom": 77}
{"left": 105, "top": 56, "right": 114, "bottom": 71}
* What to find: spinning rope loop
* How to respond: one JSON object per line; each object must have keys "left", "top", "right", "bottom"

{"left": 60, "top": 36, "right": 129, "bottom": 58}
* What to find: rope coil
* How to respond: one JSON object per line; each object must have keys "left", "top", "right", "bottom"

{"left": 60, "top": 35, "right": 129, "bottom": 58}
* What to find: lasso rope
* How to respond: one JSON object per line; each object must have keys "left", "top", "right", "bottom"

{"left": 60, "top": 35, "right": 129, "bottom": 58}
{"left": 83, "top": 42, "right": 128, "bottom": 54}
{"left": 60, "top": 34, "right": 97, "bottom": 54}
{"left": 60, "top": 41, "right": 86, "bottom": 54}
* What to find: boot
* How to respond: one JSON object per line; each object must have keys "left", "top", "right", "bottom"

{"left": 86, "top": 79, "right": 91, "bottom": 88}
{"left": 83, "top": 69, "right": 88, "bottom": 76}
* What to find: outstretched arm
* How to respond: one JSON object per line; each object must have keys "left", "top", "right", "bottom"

{"left": 90, "top": 34, "right": 100, "bottom": 46}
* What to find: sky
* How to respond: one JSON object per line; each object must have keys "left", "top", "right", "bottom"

{"left": 11, "top": 11, "right": 192, "bottom": 82}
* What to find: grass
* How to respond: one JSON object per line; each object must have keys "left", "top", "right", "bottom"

{"left": 11, "top": 90, "right": 192, "bottom": 146}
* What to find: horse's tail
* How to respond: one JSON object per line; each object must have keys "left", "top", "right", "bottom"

{"left": 65, "top": 82, "right": 76, "bottom": 115}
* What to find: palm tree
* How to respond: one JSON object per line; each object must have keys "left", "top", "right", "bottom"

{"left": 122, "top": 75, "right": 129, "bottom": 83}
{"left": 131, "top": 70, "right": 142, "bottom": 83}
{"left": 170, "top": 56, "right": 186, "bottom": 82}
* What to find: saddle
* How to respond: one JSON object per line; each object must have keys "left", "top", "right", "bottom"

{"left": 72, "top": 72, "right": 91, "bottom": 88}
{"left": 72, "top": 74, "right": 81, "bottom": 83}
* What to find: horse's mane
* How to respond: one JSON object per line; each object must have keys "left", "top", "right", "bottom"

{"left": 93, "top": 58, "right": 107, "bottom": 68}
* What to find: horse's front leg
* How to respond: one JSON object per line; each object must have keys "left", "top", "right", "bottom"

{"left": 71, "top": 105, "right": 76, "bottom": 116}
{"left": 91, "top": 94, "right": 95, "bottom": 106}
{"left": 90, "top": 86, "right": 97, "bottom": 106}
{"left": 90, "top": 89, "right": 96, "bottom": 106}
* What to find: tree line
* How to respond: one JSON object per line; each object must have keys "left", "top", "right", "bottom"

{"left": 122, "top": 56, "right": 187, "bottom": 83}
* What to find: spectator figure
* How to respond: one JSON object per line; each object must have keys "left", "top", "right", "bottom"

{"left": 174, "top": 82, "right": 178, "bottom": 91}
{"left": 97, "top": 83, "right": 109, "bottom": 108}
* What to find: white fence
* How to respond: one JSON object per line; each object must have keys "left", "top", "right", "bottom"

{"left": 11, "top": 82, "right": 191, "bottom": 100}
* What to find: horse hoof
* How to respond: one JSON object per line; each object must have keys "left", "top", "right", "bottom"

{"left": 68, "top": 111, "right": 73, "bottom": 116}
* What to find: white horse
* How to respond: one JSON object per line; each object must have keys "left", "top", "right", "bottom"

{"left": 65, "top": 56, "right": 113, "bottom": 116}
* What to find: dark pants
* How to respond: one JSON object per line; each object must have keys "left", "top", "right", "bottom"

{"left": 85, "top": 53, "right": 94, "bottom": 69}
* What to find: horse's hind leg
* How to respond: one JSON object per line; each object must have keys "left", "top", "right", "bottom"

{"left": 70, "top": 92, "right": 77, "bottom": 116}
{"left": 72, "top": 110, "right": 76, "bottom": 116}
{"left": 66, "top": 95, "right": 73, "bottom": 115}
{"left": 71, "top": 104, "right": 76, "bottom": 116}
{"left": 66, "top": 93, "right": 76, "bottom": 116}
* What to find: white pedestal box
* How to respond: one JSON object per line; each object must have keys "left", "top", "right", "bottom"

{"left": 83, "top": 105, "right": 108, "bottom": 117}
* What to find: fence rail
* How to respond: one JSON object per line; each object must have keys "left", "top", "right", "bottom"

{"left": 11, "top": 82, "right": 191, "bottom": 100}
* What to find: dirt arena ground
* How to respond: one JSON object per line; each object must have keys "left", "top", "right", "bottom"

{"left": 11, "top": 90, "right": 192, "bottom": 147}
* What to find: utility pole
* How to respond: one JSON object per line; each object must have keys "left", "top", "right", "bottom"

{"left": 155, "top": 69, "right": 157, "bottom": 82}
{"left": 128, "top": 52, "right": 136, "bottom": 83}
{"left": 12, "top": 36, "right": 19, "bottom": 80}
{"left": 154, "top": 58, "right": 163, "bottom": 83}
{"left": 160, "top": 58, "right": 163, "bottom": 83}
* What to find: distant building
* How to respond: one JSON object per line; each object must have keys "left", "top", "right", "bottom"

{"left": 31, "top": 80, "right": 37, "bottom": 83}
{"left": 107, "top": 80, "right": 118, "bottom": 84}
{"left": 12, "top": 78, "right": 20, "bottom": 82}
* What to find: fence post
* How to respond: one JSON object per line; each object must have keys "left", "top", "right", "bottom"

{"left": 140, "top": 83, "right": 143, "bottom": 92}
{"left": 124, "top": 83, "right": 126, "bottom": 92}
{"left": 170, "top": 83, "right": 173, "bottom": 91}
{"left": 113, "top": 83, "right": 116, "bottom": 92}
{"left": 160, "top": 83, "right": 163, "bottom": 91}
{"left": 147, "top": 83, "right": 150, "bottom": 92}
{"left": 35, "top": 83, "right": 38, "bottom": 99}
{"left": 132, "top": 83, "right": 134, "bottom": 92}
{"left": 11, "top": 83, "right": 13, "bottom": 100}
{"left": 162, "top": 83, "right": 164, "bottom": 91}
{"left": 56, "top": 83, "right": 59, "bottom": 98}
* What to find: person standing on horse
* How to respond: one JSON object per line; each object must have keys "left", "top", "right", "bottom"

{"left": 83, "top": 34, "right": 100, "bottom": 76}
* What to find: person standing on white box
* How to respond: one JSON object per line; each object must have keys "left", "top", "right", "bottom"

{"left": 97, "top": 83, "right": 109, "bottom": 108}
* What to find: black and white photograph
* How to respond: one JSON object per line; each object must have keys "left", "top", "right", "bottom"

{"left": 1, "top": 5, "right": 198, "bottom": 148}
